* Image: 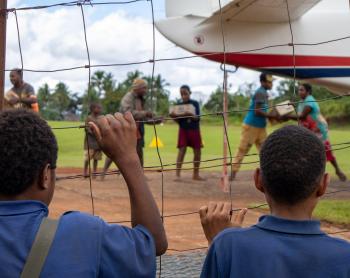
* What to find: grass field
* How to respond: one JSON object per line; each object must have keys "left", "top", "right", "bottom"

{"left": 254, "top": 200, "right": 350, "bottom": 225}
{"left": 50, "top": 121, "right": 350, "bottom": 177}
{"left": 314, "top": 200, "right": 350, "bottom": 225}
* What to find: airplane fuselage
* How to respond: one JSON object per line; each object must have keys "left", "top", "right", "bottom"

{"left": 156, "top": 12, "right": 350, "bottom": 94}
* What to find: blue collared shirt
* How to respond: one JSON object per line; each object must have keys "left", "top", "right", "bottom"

{"left": 0, "top": 200, "right": 156, "bottom": 277}
{"left": 201, "top": 215, "right": 350, "bottom": 278}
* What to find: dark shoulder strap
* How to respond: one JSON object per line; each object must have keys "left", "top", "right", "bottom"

{"left": 20, "top": 218, "right": 59, "bottom": 278}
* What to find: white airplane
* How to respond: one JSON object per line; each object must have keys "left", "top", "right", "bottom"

{"left": 156, "top": 0, "right": 350, "bottom": 94}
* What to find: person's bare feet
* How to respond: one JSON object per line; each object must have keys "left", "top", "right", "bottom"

{"left": 229, "top": 171, "right": 237, "bottom": 181}
{"left": 336, "top": 170, "right": 347, "bottom": 182}
{"left": 193, "top": 175, "right": 206, "bottom": 181}
{"left": 174, "top": 174, "right": 182, "bottom": 182}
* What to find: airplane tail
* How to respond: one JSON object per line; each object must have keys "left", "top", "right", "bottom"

{"left": 165, "top": 0, "right": 214, "bottom": 18}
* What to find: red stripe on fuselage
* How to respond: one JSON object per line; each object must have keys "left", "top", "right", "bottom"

{"left": 195, "top": 52, "right": 350, "bottom": 68}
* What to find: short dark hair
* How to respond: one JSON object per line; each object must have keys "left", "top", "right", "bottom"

{"left": 10, "top": 68, "right": 23, "bottom": 78}
{"left": 180, "top": 85, "right": 191, "bottom": 94}
{"left": 301, "top": 83, "right": 312, "bottom": 94}
{"left": 260, "top": 125, "right": 326, "bottom": 205}
{"left": 0, "top": 109, "right": 58, "bottom": 196}
{"left": 260, "top": 73, "right": 268, "bottom": 82}
{"left": 89, "top": 102, "right": 101, "bottom": 113}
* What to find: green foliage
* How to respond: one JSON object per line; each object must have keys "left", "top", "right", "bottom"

{"left": 319, "top": 97, "right": 350, "bottom": 122}
{"left": 203, "top": 86, "right": 228, "bottom": 112}
{"left": 37, "top": 83, "right": 50, "bottom": 108}
{"left": 144, "top": 74, "right": 170, "bottom": 115}
{"left": 275, "top": 80, "right": 335, "bottom": 101}
{"left": 37, "top": 70, "right": 171, "bottom": 121}
{"left": 275, "top": 79, "right": 299, "bottom": 102}
{"left": 275, "top": 80, "right": 350, "bottom": 122}
{"left": 51, "top": 83, "right": 72, "bottom": 114}
{"left": 81, "top": 71, "right": 114, "bottom": 118}
{"left": 99, "top": 70, "right": 143, "bottom": 116}
{"left": 37, "top": 82, "right": 82, "bottom": 120}
{"left": 203, "top": 83, "right": 253, "bottom": 123}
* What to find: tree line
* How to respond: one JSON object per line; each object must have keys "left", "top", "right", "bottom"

{"left": 203, "top": 80, "right": 350, "bottom": 124}
{"left": 37, "top": 70, "right": 170, "bottom": 121}
{"left": 37, "top": 71, "right": 349, "bottom": 123}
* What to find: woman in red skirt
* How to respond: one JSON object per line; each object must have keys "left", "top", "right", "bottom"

{"left": 170, "top": 85, "right": 204, "bottom": 180}
{"left": 284, "top": 83, "right": 346, "bottom": 181}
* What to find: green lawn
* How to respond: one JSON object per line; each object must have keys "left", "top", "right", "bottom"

{"left": 314, "top": 200, "right": 350, "bottom": 225}
{"left": 51, "top": 121, "right": 350, "bottom": 178}
{"left": 252, "top": 201, "right": 350, "bottom": 225}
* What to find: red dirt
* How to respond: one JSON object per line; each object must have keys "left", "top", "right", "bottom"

{"left": 50, "top": 168, "right": 350, "bottom": 251}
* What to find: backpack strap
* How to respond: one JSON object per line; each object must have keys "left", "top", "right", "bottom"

{"left": 20, "top": 217, "right": 59, "bottom": 278}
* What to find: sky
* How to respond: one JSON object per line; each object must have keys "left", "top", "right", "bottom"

{"left": 4, "top": 0, "right": 348, "bottom": 102}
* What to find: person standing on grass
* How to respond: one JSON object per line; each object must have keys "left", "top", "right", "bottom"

{"left": 5, "top": 68, "right": 39, "bottom": 112}
{"left": 84, "top": 103, "right": 103, "bottom": 178}
{"left": 170, "top": 85, "right": 204, "bottom": 181}
{"left": 231, "top": 73, "right": 278, "bottom": 180}
{"left": 101, "top": 78, "right": 157, "bottom": 179}
{"left": 0, "top": 109, "right": 167, "bottom": 277}
{"left": 284, "top": 83, "right": 347, "bottom": 182}
{"left": 120, "top": 78, "right": 157, "bottom": 166}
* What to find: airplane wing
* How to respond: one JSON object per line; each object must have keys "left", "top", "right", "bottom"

{"left": 200, "top": 0, "right": 322, "bottom": 24}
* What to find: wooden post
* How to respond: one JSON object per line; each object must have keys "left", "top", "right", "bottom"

{"left": 0, "top": 0, "right": 7, "bottom": 111}
{"left": 220, "top": 70, "right": 229, "bottom": 192}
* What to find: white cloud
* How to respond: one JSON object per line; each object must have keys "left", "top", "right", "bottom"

{"left": 4, "top": 3, "right": 261, "bottom": 102}
{"left": 7, "top": 0, "right": 22, "bottom": 9}
{"left": 5, "top": 0, "right": 349, "bottom": 103}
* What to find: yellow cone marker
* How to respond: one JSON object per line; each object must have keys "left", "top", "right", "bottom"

{"left": 149, "top": 136, "right": 164, "bottom": 148}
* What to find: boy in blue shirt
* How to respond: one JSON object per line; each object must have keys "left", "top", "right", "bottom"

{"left": 0, "top": 109, "right": 167, "bottom": 277}
{"left": 200, "top": 125, "right": 350, "bottom": 278}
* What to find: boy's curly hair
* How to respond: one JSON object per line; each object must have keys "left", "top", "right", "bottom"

{"left": 0, "top": 109, "right": 58, "bottom": 196}
{"left": 260, "top": 125, "right": 326, "bottom": 205}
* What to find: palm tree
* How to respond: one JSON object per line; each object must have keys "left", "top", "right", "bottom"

{"left": 37, "top": 83, "right": 51, "bottom": 109}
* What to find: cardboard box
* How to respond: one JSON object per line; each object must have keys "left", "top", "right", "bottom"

{"left": 169, "top": 104, "right": 196, "bottom": 116}
{"left": 275, "top": 100, "right": 295, "bottom": 116}
{"left": 269, "top": 100, "right": 295, "bottom": 125}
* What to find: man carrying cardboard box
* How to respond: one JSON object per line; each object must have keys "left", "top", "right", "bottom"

{"left": 231, "top": 73, "right": 279, "bottom": 180}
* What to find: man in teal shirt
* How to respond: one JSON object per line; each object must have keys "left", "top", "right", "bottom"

{"left": 231, "top": 73, "right": 277, "bottom": 180}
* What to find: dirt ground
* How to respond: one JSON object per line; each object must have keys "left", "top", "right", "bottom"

{"left": 51, "top": 168, "right": 350, "bottom": 252}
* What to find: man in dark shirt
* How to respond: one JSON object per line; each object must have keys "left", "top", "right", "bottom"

{"left": 119, "top": 79, "right": 154, "bottom": 166}
{"left": 5, "top": 68, "right": 38, "bottom": 111}
{"left": 170, "top": 85, "right": 204, "bottom": 180}
{"left": 101, "top": 79, "right": 155, "bottom": 179}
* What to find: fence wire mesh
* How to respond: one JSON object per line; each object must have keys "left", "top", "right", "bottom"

{"left": 2, "top": 0, "right": 350, "bottom": 274}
